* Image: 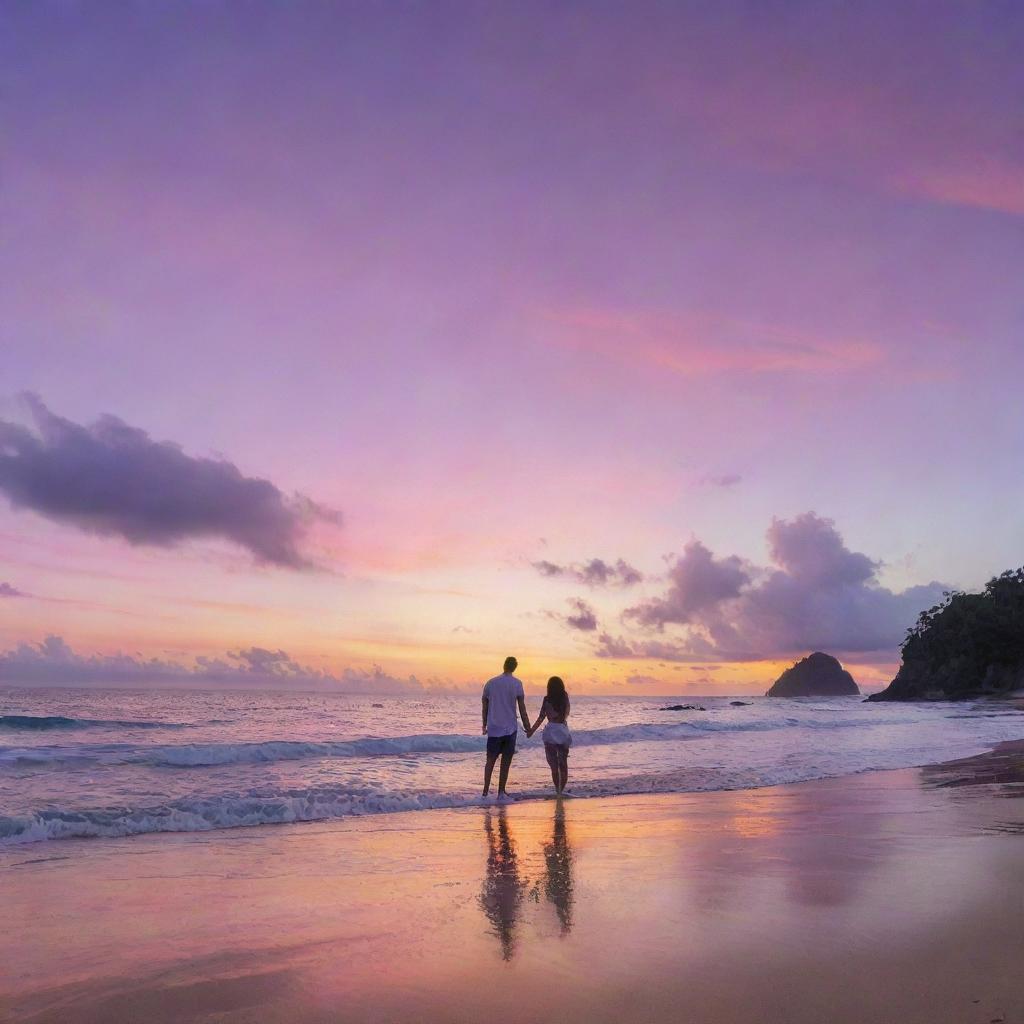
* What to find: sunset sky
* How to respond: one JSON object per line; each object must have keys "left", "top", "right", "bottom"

{"left": 2, "top": 2, "right": 1022, "bottom": 694}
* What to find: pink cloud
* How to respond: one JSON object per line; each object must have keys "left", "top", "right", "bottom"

{"left": 644, "top": 11, "right": 1024, "bottom": 220}
{"left": 595, "top": 514, "right": 948, "bottom": 662}
{"left": 544, "top": 307, "right": 884, "bottom": 378}
{"left": 897, "top": 164, "right": 1024, "bottom": 218}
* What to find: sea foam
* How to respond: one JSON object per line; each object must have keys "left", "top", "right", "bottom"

{"left": 3, "top": 689, "right": 1022, "bottom": 848}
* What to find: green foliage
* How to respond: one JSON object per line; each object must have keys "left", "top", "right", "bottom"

{"left": 883, "top": 568, "right": 1024, "bottom": 699}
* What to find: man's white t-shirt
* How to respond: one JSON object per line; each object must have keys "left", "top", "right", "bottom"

{"left": 482, "top": 673, "right": 524, "bottom": 736}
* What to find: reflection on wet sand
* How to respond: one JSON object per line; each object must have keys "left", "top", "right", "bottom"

{"left": 479, "top": 809, "right": 527, "bottom": 960}
{"left": 6, "top": 770, "right": 1024, "bottom": 1024}
{"left": 542, "top": 801, "right": 574, "bottom": 935}
{"left": 674, "top": 781, "right": 893, "bottom": 912}
{"left": 479, "top": 802, "right": 577, "bottom": 958}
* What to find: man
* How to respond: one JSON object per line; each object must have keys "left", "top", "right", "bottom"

{"left": 482, "top": 656, "right": 531, "bottom": 801}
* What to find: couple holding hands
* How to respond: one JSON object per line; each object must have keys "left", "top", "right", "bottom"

{"left": 481, "top": 656, "right": 572, "bottom": 801}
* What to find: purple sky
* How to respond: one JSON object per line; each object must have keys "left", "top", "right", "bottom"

{"left": 1, "top": 2, "right": 1022, "bottom": 693}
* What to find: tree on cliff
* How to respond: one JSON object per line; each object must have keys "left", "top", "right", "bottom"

{"left": 868, "top": 568, "right": 1024, "bottom": 701}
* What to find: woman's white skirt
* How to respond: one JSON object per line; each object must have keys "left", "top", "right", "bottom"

{"left": 542, "top": 721, "right": 572, "bottom": 747}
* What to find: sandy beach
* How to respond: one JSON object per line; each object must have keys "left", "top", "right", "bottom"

{"left": 3, "top": 744, "right": 1022, "bottom": 1024}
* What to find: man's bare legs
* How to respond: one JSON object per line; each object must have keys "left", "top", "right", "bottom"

{"left": 483, "top": 749, "right": 516, "bottom": 797}
{"left": 483, "top": 753, "right": 499, "bottom": 797}
{"left": 497, "top": 749, "right": 514, "bottom": 795}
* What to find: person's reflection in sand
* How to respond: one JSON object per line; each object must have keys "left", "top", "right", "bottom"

{"left": 542, "top": 801, "right": 575, "bottom": 935}
{"left": 479, "top": 808, "right": 526, "bottom": 960}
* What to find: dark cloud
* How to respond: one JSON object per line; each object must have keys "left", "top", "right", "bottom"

{"left": 625, "top": 541, "right": 749, "bottom": 628}
{"left": 565, "top": 597, "right": 598, "bottom": 632}
{"left": 0, "top": 582, "right": 25, "bottom": 598}
{"left": 605, "top": 514, "right": 948, "bottom": 660}
{"left": 532, "top": 556, "right": 643, "bottom": 587}
{"left": 578, "top": 559, "right": 615, "bottom": 585}
{"left": 595, "top": 632, "right": 709, "bottom": 662}
{"left": 625, "top": 673, "right": 660, "bottom": 686}
{"left": 608, "top": 560, "right": 644, "bottom": 586}
{"left": 576, "top": 559, "right": 623, "bottom": 586}
{"left": 0, "top": 394, "right": 340, "bottom": 569}
{"left": 0, "top": 635, "right": 435, "bottom": 692}
{"left": 533, "top": 559, "right": 564, "bottom": 578}
{"left": 594, "top": 632, "right": 635, "bottom": 658}
{"left": 766, "top": 513, "right": 876, "bottom": 586}
{"left": 696, "top": 473, "right": 742, "bottom": 488}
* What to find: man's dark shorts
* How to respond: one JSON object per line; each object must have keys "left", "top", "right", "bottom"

{"left": 486, "top": 732, "right": 517, "bottom": 758}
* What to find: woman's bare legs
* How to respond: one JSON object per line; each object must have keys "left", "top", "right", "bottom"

{"left": 544, "top": 744, "right": 561, "bottom": 793}
{"left": 557, "top": 747, "right": 569, "bottom": 794}
{"left": 545, "top": 744, "right": 569, "bottom": 794}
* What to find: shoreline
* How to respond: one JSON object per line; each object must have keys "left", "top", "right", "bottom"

{"left": 6, "top": 723, "right": 1024, "bottom": 849}
{"left": 3, "top": 742, "right": 1023, "bottom": 1023}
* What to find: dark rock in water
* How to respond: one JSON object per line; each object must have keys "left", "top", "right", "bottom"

{"left": 660, "top": 704, "right": 705, "bottom": 711}
{"left": 729, "top": 700, "right": 752, "bottom": 706}
{"left": 371, "top": 703, "right": 384, "bottom": 708}
{"left": 868, "top": 568, "right": 1024, "bottom": 702}
{"left": 767, "top": 652, "right": 859, "bottom": 697}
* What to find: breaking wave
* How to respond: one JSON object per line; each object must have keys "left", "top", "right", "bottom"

{"left": 133, "top": 716, "right": 920, "bottom": 767}
{"left": 3, "top": 693, "right": 1021, "bottom": 847}
{"left": 0, "top": 763, "right": 850, "bottom": 846}
{"left": 0, "top": 716, "right": 924, "bottom": 771}
{"left": 0, "top": 715, "right": 187, "bottom": 731}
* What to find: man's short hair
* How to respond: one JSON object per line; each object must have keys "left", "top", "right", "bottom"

{"left": 503, "top": 656, "right": 518, "bottom": 673}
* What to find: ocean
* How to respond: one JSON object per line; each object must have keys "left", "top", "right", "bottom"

{"left": 2, "top": 686, "right": 1023, "bottom": 846}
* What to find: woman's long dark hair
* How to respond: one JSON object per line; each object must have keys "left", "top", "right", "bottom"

{"left": 546, "top": 676, "right": 569, "bottom": 718}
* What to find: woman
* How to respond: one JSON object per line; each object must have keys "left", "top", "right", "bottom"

{"left": 527, "top": 676, "right": 572, "bottom": 795}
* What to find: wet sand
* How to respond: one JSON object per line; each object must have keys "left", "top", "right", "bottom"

{"left": 3, "top": 747, "right": 1023, "bottom": 1024}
